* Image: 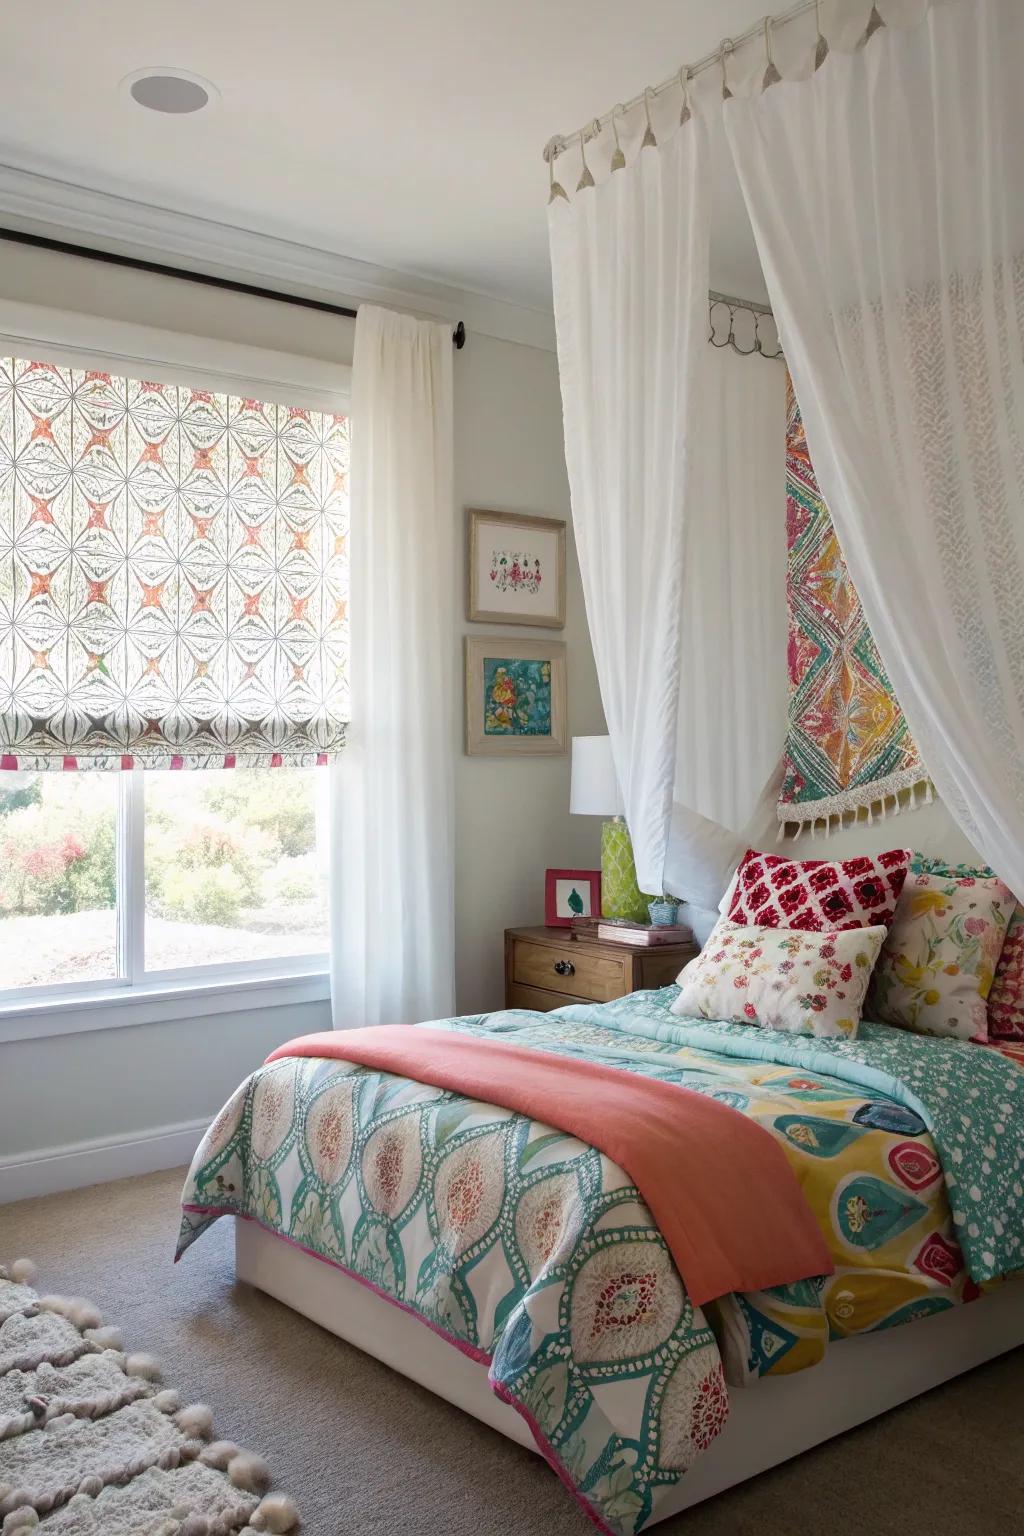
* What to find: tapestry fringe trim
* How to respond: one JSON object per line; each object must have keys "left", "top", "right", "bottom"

{"left": 777, "top": 770, "right": 934, "bottom": 841}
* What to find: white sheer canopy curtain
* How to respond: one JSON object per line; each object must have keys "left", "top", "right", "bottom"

{"left": 330, "top": 305, "right": 455, "bottom": 1026}
{"left": 661, "top": 340, "right": 787, "bottom": 912}
{"left": 726, "top": 0, "right": 1024, "bottom": 895}
{"left": 672, "top": 343, "right": 787, "bottom": 834}
{"left": 548, "top": 116, "right": 711, "bottom": 895}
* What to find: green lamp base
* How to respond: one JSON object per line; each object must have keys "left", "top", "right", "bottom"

{"left": 600, "top": 818, "right": 652, "bottom": 922}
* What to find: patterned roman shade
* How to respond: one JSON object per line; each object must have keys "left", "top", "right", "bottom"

{"left": 0, "top": 357, "right": 349, "bottom": 769}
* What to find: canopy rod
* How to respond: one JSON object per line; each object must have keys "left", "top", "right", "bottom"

{"left": 0, "top": 226, "right": 467, "bottom": 350}
{"left": 710, "top": 288, "right": 773, "bottom": 318}
{"left": 544, "top": 0, "right": 818, "bottom": 162}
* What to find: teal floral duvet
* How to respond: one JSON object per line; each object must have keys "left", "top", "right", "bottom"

{"left": 178, "top": 989, "right": 1024, "bottom": 1535}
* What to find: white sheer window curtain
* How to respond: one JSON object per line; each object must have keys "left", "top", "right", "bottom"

{"left": 548, "top": 114, "right": 711, "bottom": 895}
{"left": 331, "top": 305, "right": 455, "bottom": 1026}
{"left": 726, "top": 0, "right": 1024, "bottom": 894}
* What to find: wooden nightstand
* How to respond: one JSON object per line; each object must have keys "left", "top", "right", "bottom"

{"left": 504, "top": 925, "right": 699, "bottom": 1012}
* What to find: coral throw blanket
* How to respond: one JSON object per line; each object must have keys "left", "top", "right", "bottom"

{"left": 267, "top": 1026, "right": 833, "bottom": 1307}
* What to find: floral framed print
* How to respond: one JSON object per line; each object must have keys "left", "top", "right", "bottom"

{"left": 545, "top": 868, "right": 601, "bottom": 927}
{"left": 467, "top": 508, "right": 566, "bottom": 629}
{"left": 465, "top": 636, "right": 567, "bottom": 756}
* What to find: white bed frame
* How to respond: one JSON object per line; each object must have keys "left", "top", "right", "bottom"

{"left": 236, "top": 1220, "right": 1024, "bottom": 1523}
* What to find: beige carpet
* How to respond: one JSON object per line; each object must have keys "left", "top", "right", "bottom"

{"left": 3, "top": 1168, "right": 1022, "bottom": 1535}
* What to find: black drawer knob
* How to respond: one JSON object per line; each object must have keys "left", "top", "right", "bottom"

{"left": 554, "top": 959, "right": 575, "bottom": 976}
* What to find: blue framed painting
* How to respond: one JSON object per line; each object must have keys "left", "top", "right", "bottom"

{"left": 465, "top": 636, "right": 566, "bottom": 756}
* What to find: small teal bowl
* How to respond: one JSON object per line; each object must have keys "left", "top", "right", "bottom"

{"left": 648, "top": 898, "right": 680, "bottom": 927}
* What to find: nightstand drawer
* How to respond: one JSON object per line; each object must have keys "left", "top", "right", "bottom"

{"left": 505, "top": 926, "right": 697, "bottom": 1014}
{"left": 512, "top": 938, "right": 627, "bottom": 1002}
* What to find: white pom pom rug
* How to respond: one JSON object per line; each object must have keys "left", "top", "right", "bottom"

{"left": 0, "top": 1259, "right": 299, "bottom": 1535}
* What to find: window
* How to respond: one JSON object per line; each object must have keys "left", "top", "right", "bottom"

{"left": 0, "top": 766, "right": 329, "bottom": 996}
{"left": 0, "top": 349, "right": 347, "bottom": 1008}
{"left": 144, "top": 767, "right": 329, "bottom": 971}
{"left": 0, "top": 772, "right": 118, "bottom": 991}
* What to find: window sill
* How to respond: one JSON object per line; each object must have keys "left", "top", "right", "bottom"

{"left": 0, "top": 968, "right": 331, "bottom": 1045}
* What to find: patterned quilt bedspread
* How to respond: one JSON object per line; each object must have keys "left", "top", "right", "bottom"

{"left": 178, "top": 989, "right": 1024, "bottom": 1536}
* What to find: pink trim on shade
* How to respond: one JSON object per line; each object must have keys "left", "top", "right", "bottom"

{"left": 0, "top": 752, "right": 331, "bottom": 771}
{"left": 180, "top": 1205, "right": 619, "bottom": 1536}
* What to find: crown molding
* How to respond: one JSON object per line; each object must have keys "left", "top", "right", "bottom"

{"left": 0, "top": 162, "right": 557, "bottom": 354}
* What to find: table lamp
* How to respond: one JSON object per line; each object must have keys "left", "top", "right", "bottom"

{"left": 569, "top": 735, "right": 648, "bottom": 922}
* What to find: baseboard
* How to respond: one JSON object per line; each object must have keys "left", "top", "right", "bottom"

{"left": 0, "top": 1116, "right": 209, "bottom": 1204}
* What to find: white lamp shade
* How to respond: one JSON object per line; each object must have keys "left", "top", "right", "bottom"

{"left": 570, "top": 735, "right": 625, "bottom": 817}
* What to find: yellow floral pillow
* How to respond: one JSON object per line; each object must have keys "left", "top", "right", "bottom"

{"left": 868, "top": 872, "right": 1016, "bottom": 1041}
{"left": 671, "top": 917, "right": 887, "bottom": 1039}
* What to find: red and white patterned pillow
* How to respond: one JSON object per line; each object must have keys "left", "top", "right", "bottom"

{"left": 726, "top": 847, "right": 912, "bottom": 933}
{"left": 988, "top": 909, "right": 1024, "bottom": 1041}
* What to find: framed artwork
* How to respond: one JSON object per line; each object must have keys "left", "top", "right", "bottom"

{"left": 467, "top": 508, "right": 566, "bottom": 629}
{"left": 545, "top": 868, "right": 601, "bottom": 927}
{"left": 465, "top": 636, "right": 567, "bottom": 756}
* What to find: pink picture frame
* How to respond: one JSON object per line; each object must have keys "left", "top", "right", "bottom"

{"left": 545, "top": 868, "right": 602, "bottom": 928}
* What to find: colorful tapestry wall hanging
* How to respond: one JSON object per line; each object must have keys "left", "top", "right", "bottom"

{"left": 780, "top": 375, "right": 930, "bottom": 830}
{"left": 0, "top": 358, "right": 349, "bottom": 769}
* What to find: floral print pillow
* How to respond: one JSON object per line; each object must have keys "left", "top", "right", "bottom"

{"left": 908, "top": 855, "right": 1023, "bottom": 1041}
{"left": 868, "top": 870, "right": 1016, "bottom": 1041}
{"left": 671, "top": 917, "right": 887, "bottom": 1039}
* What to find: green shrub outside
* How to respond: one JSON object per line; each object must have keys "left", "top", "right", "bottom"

{"left": 0, "top": 778, "right": 116, "bottom": 915}
{"left": 0, "top": 769, "right": 323, "bottom": 930}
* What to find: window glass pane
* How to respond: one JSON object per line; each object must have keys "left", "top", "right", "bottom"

{"left": 0, "top": 773, "right": 118, "bottom": 990}
{"left": 144, "top": 768, "right": 328, "bottom": 971}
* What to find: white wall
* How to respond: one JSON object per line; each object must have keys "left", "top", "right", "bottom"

{"left": 453, "top": 333, "right": 604, "bottom": 1009}
{"left": 791, "top": 799, "right": 983, "bottom": 867}
{"left": 0, "top": 1000, "right": 330, "bottom": 1196}
{"left": 0, "top": 244, "right": 605, "bottom": 1193}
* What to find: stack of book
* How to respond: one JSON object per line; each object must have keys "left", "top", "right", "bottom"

{"left": 595, "top": 918, "right": 694, "bottom": 947}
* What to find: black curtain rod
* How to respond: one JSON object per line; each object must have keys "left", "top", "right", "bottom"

{"left": 0, "top": 226, "right": 467, "bottom": 350}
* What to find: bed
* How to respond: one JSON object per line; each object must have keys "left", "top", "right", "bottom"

{"left": 177, "top": 988, "right": 1024, "bottom": 1534}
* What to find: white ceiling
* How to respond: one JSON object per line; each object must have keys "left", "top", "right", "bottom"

{"left": 0, "top": 0, "right": 786, "bottom": 315}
